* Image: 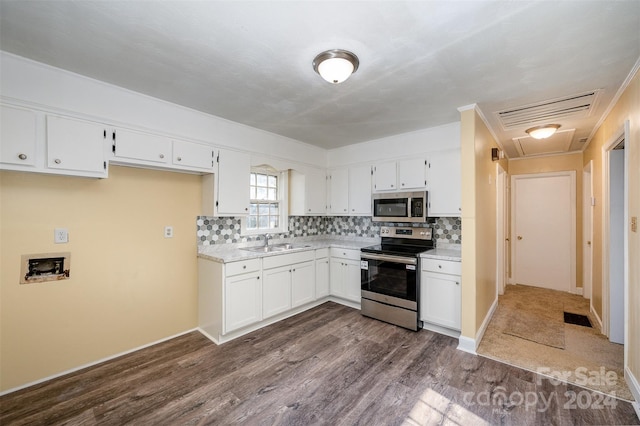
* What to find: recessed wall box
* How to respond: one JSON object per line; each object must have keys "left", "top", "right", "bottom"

{"left": 20, "top": 252, "right": 71, "bottom": 284}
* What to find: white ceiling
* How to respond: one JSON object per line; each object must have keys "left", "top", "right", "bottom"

{"left": 1, "top": 1, "right": 639, "bottom": 157}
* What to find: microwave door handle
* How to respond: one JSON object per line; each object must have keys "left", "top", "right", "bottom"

{"left": 361, "top": 253, "right": 417, "bottom": 265}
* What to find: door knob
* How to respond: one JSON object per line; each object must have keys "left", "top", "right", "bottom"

{"left": 517, "top": 236, "right": 523, "bottom": 240}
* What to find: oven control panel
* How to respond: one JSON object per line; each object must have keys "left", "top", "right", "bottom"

{"left": 380, "top": 226, "right": 432, "bottom": 240}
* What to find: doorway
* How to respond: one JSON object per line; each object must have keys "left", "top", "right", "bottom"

{"left": 602, "top": 123, "right": 628, "bottom": 346}
{"left": 583, "top": 161, "right": 593, "bottom": 302}
{"left": 511, "top": 171, "right": 576, "bottom": 292}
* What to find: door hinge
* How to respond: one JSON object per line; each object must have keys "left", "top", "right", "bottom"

{"left": 103, "top": 161, "right": 107, "bottom": 170}
{"left": 371, "top": 167, "right": 373, "bottom": 176}
{"left": 215, "top": 200, "right": 219, "bottom": 207}
{"left": 216, "top": 154, "right": 220, "bottom": 163}
{"left": 428, "top": 162, "right": 431, "bottom": 168}
{"left": 425, "top": 160, "right": 427, "bottom": 165}
{"left": 111, "top": 131, "right": 116, "bottom": 154}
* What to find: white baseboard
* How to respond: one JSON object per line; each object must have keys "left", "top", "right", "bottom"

{"left": 456, "top": 296, "right": 498, "bottom": 355}
{"left": 625, "top": 366, "right": 640, "bottom": 419}
{"left": 573, "top": 287, "right": 583, "bottom": 296}
{"left": 0, "top": 328, "right": 198, "bottom": 397}
{"left": 422, "top": 322, "right": 460, "bottom": 339}
{"left": 591, "top": 305, "right": 604, "bottom": 331}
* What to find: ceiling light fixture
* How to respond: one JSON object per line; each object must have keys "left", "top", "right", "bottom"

{"left": 525, "top": 124, "right": 561, "bottom": 139}
{"left": 313, "top": 49, "right": 359, "bottom": 84}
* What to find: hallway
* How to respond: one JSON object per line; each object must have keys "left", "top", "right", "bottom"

{"left": 477, "top": 284, "right": 632, "bottom": 401}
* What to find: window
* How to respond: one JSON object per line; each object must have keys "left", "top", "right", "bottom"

{"left": 243, "top": 168, "right": 288, "bottom": 234}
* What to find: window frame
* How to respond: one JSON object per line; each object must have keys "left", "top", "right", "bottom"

{"left": 241, "top": 167, "right": 289, "bottom": 236}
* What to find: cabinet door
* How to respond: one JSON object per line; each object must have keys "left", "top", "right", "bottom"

{"left": 329, "top": 168, "right": 349, "bottom": 215}
{"left": 428, "top": 150, "right": 461, "bottom": 217}
{"left": 315, "top": 258, "right": 330, "bottom": 298}
{"left": 46, "top": 115, "right": 107, "bottom": 175}
{"left": 291, "top": 261, "right": 315, "bottom": 308}
{"left": 306, "top": 168, "right": 327, "bottom": 214}
{"left": 263, "top": 266, "right": 292, "bottom": 319}
{"left": 216, "top": 148, "right": 250, "bottom": 216}
{"left": 113, "top": 127, "right": 171, "bottom": 164}
{"left": 330, "top": 259, "right": 345, "bottom": 297}
{"left": 373, "top": 161, "right": 396, "bottom": 191}
{"left": 224, "top": 272, "right": 262, "bottom": 333}
{"left": 1, "top": 105, "right": 37, "bottom": 167}
{"left": 398, "top": 158, "right": 427, "bottom": 189}
{"left": 420, "top": 271, "right": 461, "bottom": 330}
{"left": 349, "top": 165, "right": 372, "bottom": 215}
{"left": 344, "top": 259, "right": 362, "bottom": 303}
{"left": 172, "top": 139, "right": 215, "bottom": 171}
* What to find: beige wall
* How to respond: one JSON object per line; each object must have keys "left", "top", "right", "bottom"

{"left": 508, "top": 152, "right": 584, "bottom": 288}
{"left": 460, "top": 107, "right": 508, "bottom": 340}
{"left": 0, "top": 166, "right": 201, "bottom": 391}
{"left": 583, "top": 69, "right": 640, "bottom": 388}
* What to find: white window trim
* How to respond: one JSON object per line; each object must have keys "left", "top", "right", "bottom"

{"left": 241, "top": 169, "right": 289, "bottom": 236}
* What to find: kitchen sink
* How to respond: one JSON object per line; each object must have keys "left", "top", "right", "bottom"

{"left": 240, "top": 243, "right": 310, "bottom": 253}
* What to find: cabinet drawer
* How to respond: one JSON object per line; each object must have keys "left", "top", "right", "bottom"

{"left": 226, "top": 258, "right": 261, "bottom": 277}
{"left": 421, "top": 258, "right": 461, "bottom": 275}
{"left": 315, "top": 248, "right": 329, "bottom": 259}
{"left": 263, "top": 250, "right": 315, "bottom": 269}
{"left": 330, "top": 247, "right": 361, "bottom": 261}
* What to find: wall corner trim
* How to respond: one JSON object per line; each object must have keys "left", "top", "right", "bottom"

{"left": 625, "top": 367, "right": 640, "bottom": 419}
{"left": 457, "top": 336, "right": 477, "bottom": 354}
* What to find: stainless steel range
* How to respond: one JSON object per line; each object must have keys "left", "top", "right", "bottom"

{"left": 360, "top": 226, "right": 434, "bottom": 331}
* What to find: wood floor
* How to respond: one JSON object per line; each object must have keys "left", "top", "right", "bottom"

{"left": 2, "top": 302, "right": 638, "bottom": 425}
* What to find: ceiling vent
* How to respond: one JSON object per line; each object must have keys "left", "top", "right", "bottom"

{"left": 496, "top": 90, "right": 600, "bottom": 130}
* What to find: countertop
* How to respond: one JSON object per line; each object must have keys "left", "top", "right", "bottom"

{"left": 197, "top": 236, "right": 377, "bottom": 263}
{"left": 420, "top": 245, "right": 462, "bottom": 262}
{"left": 198, "top": 237, "right": 462, "bottom": 263}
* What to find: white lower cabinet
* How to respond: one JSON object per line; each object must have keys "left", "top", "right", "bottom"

{"left": 291, "top": 261, "right": 315, "bottom": 308}
{"left": 329, "top": 248, "right": 361, "bottom": 303}
{"left": 420, "top": 258, "right": 461, "bottom": 331}
{"left": 225, "top": 271, "right": 262, "bottom": 333}
{"left": 262, "top": 250, "right": 316, "bottom": 319}
{"left": 315, "top": 249, "right": 330, "bottom": 298}
{"left": 199, "top": 246, "right": 365, "bottom": 344}
{"left": 263, "top": 266, "right": 292, "bottom": 319}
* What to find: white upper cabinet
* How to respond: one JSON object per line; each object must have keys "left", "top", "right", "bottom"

{"left": 328, "top": 165, "right": 372, "bottom": 216}
{"left": 372, "top": 161, "right": 397, "bottom": 191}
{"left": 328, "top": 168, "right": 349, "bottom": 214}
{"left": 112, "top": 127, "right": 171, "bottom": 165}
{"left": 112, "top": 128, "right": 215, "bottom": 173}
{"left": 216, "top": 148, "right": 250, "bottom": 216}
{"left": 46, "top": 115, "right": 107, "bottom": 177}
{"left": 1, "top": 105, "right": 37, "bottom": 168}
{"left": 373, "top": 159, "right": 427, "bottom": 192}
{"left": 289, "top": 167, "right": 326, "bottom": 215}
{"left": 172, "top": 139, "right": 216, "bottom": 171}
{"left": 398, "top": 158, "right": 427, "bottom": 190}
{"left": 348, "top": 165, "right": 372, "bottom": 215}
{"left": 428, "top": 150, "right": 461, "bottom": 217}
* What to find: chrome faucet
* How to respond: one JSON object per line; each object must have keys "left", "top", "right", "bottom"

{"left": 263, "top": 233, "right": 271, "bottom": 247}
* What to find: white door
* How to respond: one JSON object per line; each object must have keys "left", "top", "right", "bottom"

{"left": 329, "top": 168, "right": 349, "bottom": 214}
{"left": 373, "top": 161, "right": 397, "bottom": 191}
{"left": 496, "top": 164, "right": 508, "bottom": 295}
{"left": 398, "top": 158, "right": 427, "bottom": 190}
{"left": 349, "top": 165, "right": 372, "bottom": 215}
{"left": 216, "top": 148, "right": 250, "bottom": 216}
{"left": 512, "top": 172, "right": 575, "bottom": 292}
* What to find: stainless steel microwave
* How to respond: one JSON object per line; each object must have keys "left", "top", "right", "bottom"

{"left": 372, "top": 191, "right": 428, "bottom": 223}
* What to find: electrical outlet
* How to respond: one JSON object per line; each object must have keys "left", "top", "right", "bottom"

{"left": 54, "top": 228, "right": 68, "bottom": 244}
{"left": 164, "top": 226, "right": 174, "bottom": 238}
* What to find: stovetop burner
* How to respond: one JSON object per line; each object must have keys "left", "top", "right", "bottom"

{"left": 361, "top": 225, "right": 434, "bottom": 258}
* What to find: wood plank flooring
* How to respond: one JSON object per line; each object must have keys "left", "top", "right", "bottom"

{"left": 2, "top": 302, "right": 638, "bottom": 425}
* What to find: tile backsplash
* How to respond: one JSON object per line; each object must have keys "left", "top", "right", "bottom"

{"left": 197, "top": 216, "right": 461, "bottom": 246}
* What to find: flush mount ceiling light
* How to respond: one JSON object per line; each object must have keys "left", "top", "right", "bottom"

{"left": 313, "top": 49, "right": 359, "bottom": 84}
{"left": 525, "top": 124, "right": 561, "bottom": 139}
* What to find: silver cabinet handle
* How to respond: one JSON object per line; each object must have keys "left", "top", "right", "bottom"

{"left": 177, "top": 157, "right": 182, "bottom": 161}
{"left": 456, "top": 282, "right": 460, "bottom": 285}
{"left": 243, "top": 265, "right": 246, "bottom": 269}
{"left": 438, "top": 265, "right": 442, "bottom": 269}
{"left": 18, "top": 153, "right": 27, "bottom": 160}
{"left": 54, "top": 158, "right": 61, "bottom": 164}
{"left": 159, "top": 154, "right": 165, "bottom": 159}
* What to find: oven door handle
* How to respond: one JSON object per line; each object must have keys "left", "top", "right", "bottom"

{"left": 360, "top": 253, "right": 417, "bottom": 265}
